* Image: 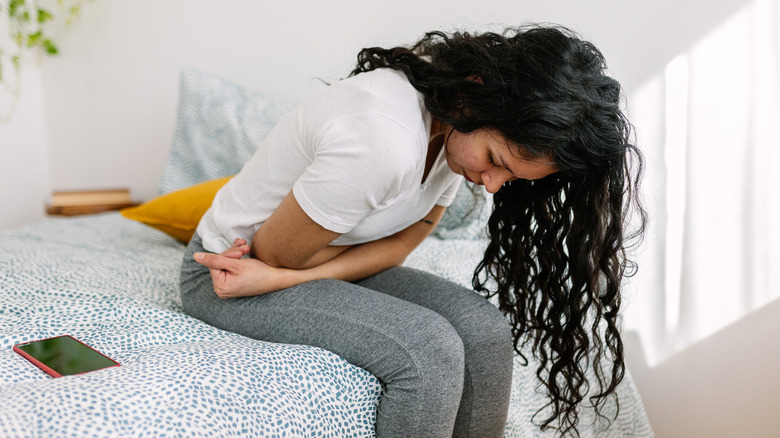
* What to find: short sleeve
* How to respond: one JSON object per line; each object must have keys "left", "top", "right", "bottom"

{"left": 292, "top": 113, "right": 420, "bottom": 234}
{"left": 435, "top": 177, "right": 462, "bottom": 207}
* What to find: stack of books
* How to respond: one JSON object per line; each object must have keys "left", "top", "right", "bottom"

{"left": 46, "top": 188, "right": 137, "bottom": 216}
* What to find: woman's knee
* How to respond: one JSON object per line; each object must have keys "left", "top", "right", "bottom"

{"left": 480, "top": 304, "right": 513, "bottom": 351}
{"left": 381, "top": 311, "right": 466, "bottom": 425}
{"left": 418, "top": 312, "right": 466, "bottom": 370}
{"left": 458, "top": 297, "right": 513, "bottom": 352}
{"left": 385, "top": 311, "right": 466, "bottom": 390}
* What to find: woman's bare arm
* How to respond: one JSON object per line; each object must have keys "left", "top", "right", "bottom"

{"left": 288, "top": 204, "right": 445, "bottom": 284}
{"left": 250, "top": 191, "right": 349, "bottom": 269}
{"left": 194, "top": 204, "right": 446, "bottom": 298}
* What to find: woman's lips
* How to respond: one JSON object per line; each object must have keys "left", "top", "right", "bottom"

{"left": 463, "top": 171, "right": 475, "bottom": 183}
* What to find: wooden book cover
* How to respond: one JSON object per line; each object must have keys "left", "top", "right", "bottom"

{"left": 49, "top": 188, "right": 132, "bottom": 207}
{"left": 46, "top": 188, "right": 137, "bottom": 216}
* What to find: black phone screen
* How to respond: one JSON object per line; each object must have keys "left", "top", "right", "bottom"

{"left": 15, "top": 335, "right": 119, "bottom": 376}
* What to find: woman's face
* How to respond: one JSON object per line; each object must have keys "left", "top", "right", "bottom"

{"left": 442, "top": 128, "right": 559, "bottom": 193}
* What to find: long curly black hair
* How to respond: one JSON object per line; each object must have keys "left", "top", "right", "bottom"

{"left": 350, "top": 24, "right": 647, "bottom": 436}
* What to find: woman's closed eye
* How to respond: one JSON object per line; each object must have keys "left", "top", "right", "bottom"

{"left": 487, "top": 152, "right": 500, "bottom": 168}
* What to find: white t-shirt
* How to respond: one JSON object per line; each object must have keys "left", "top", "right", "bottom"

{"left": 197, "top": 68, "right": 461, "bottom": 253}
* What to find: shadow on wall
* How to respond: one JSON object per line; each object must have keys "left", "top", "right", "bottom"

{"left": 624, "top": 296, "right": 780, "bottom": 438}
{"left": 593, "top": 0, "right": 758, "bottom": 91}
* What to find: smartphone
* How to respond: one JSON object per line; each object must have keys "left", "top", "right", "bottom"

{"left": 13, "top": 335, "right": 120, "bottom": 378}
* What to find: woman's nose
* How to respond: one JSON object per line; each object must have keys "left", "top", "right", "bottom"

{"left": 481, "top": 171, "right": 507, "bottom": 193}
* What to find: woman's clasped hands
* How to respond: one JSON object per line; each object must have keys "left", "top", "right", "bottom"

{"left": 193, "top": 238, "right": 284, "bottom": 299}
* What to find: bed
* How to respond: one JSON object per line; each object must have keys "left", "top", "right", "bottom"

{"left": 0, "top": 68, "right": 654, "bottom": 437}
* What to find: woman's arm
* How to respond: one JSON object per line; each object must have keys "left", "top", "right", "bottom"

{"left": 293, "top": 204, "right": 445, "bottom": 283}
{"left": 250, "top": 191, "right": 349, "bottom": 269}
{"left": 194, "top": 204, "right": 446, "bottom": 298}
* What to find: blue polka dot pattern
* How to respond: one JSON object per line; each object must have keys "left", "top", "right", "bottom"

{"left": 0, "top": 213, "right": 653, "bottom": 437}
{"left": 0, "top": 214, "right": 380, "bottom": 437}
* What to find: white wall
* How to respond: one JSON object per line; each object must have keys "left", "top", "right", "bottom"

{"left": 625, "top": 297, "right": 780, "bottom": 437}
{"left": 3, "top": 0, "right": 753, "bottom": 220}
{"left": 0, "top": 66, "right": 51, "bottom": 229}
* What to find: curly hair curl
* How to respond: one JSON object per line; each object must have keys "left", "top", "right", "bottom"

{"left": 351, "top": 24, "right": 647, "bottom": 436}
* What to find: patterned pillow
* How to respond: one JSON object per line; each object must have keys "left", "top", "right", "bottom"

{"left": 157, "top": 68, "right": 297, "bottom": 194}
{"left": 157, "top": 67, "right": 486, "bottom": 238}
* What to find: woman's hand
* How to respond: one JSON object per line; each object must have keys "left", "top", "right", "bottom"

{"left": 194, "top": 238, "right": 287, "bottom": 299}
{"left": 222, "top": 238, "right": 251, "bottom": 259}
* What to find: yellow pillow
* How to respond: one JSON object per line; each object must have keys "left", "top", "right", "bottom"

{"left": 121, "top": 176, "right": 232, "bottom": 243}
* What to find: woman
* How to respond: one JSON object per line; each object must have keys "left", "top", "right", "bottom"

{"left": 180, "top": 24, "right": 646, "bottom": 437}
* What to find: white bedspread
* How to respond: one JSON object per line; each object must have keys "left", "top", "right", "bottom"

{"left": 0, "top": 213, "right": 653, "bottom": 437}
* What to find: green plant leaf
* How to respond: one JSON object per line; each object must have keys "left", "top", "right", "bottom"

{"left": 38, "top": 8, "right": 54, "bottom": 23}
{"left": 9, "top": 0, "right": 24, "bottom": 17}
{"left": 43, "top": 39, "right": 59, "bottom": 55}
{"left": 12, "top": 55, "right": 20, "bottom": 71}
{"left": 27, "top": 31, "right": 43, "bottom": 48}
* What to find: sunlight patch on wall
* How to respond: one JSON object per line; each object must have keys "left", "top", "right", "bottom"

{"left": 626, "top": 0, "right": 780, "bottom": 367}
{"left": 662, "top": 54, "right": 688, "bottom": 337}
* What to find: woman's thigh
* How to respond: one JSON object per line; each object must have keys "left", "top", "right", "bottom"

{"left": 355, "top": 267, "right": 514, "bottom": 438}
{"left": 355, "top": 266, "right": 511, "bottom": 341}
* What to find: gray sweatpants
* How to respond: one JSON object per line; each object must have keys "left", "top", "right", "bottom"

{"left": 180, "top": 234, "right": 513, "bottom": 437}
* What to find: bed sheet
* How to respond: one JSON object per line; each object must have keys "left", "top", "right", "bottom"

{"left": 0, "top": 214, "right": 380, "bottom": 437}
{"left": 0, "top": 213, "right": 653, "bottom": 437}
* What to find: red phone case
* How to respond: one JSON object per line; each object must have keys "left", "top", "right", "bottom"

{"left": 13, "top": 335, "right": 120, "bottom": 378}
